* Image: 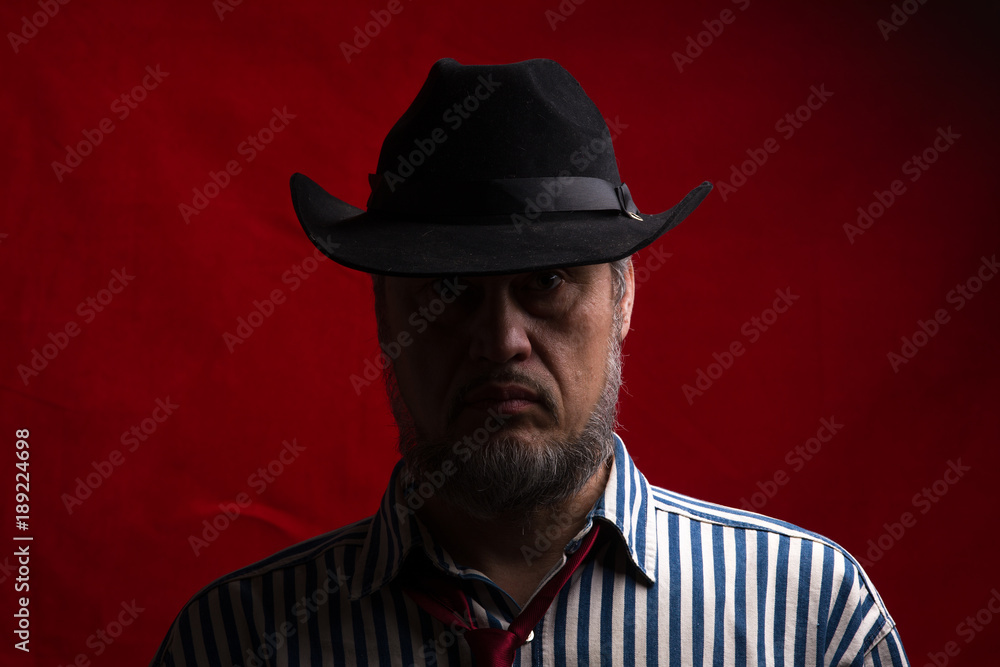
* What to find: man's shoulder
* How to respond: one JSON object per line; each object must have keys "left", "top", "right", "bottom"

{"left": 201, "top": 514, "right": 372, "bottom": 589}
{"left": 635, "top": 484, "right": 906, "bottom": 664}
{"left": 645, "top": 483, "right": 873, "bottom": 568}
{"left": 151, "top": 515, "right": 373, "bottom": 665}
{"left": 644, "top": 482, "right": 895, "bottom": 617}
{"left": 647, "top": 483, "right": 845, "bottom": 546}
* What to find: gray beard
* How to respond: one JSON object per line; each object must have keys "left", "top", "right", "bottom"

{"left": 386, "top": 317, "right": 623, "bottom": 523}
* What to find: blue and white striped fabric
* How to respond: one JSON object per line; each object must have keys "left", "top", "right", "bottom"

{"left": 151, "top": 435, "right": 909, "bottom": 666}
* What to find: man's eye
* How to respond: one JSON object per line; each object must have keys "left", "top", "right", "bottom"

{"left": 431, "top": 276, "right": 462, "bottom": 297}
{"left": 530, "top": 272, "right": 564, "bottom": 291}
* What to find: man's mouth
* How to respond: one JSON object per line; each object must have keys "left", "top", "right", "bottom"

{"left": 461, "top": 384, "right": 540, "bottom": 413}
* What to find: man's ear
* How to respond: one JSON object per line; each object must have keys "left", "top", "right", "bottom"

{"left": 619, "top": 259, "right": 635, "bottom": 342}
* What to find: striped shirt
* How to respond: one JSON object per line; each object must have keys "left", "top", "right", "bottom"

{"left": 151, "top": 435, "right": 909, "bottom": 666}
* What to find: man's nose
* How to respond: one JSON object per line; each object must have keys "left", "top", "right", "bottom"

{"left": 467, "top": 289, "right": 532, "bottom": 364}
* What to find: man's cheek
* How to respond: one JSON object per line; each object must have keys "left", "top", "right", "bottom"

{"left": 394, "top": 349, "right": 446, "bottom": 421}
{"left": 407, "top": 310, "right": 428, "bottom": 333}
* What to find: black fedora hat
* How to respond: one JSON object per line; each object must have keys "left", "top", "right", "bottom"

{"left": 290, "top": 57, "right": 711, "bottom": 276}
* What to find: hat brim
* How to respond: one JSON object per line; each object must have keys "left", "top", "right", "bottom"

{"left": 290, "top": 173, "right": 712, "bottom": 277}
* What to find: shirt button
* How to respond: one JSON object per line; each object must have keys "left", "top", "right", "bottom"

{"left": 526, "top": 630, "right": 535, "bottom": 642}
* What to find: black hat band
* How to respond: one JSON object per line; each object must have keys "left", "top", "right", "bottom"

{"left": 366, "top": 175, "right": 642, "bottom": 220}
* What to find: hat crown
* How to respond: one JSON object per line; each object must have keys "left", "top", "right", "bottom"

{"left": 374, "top": 58, "right": 622, "bottom": 189}
{"left": 290, "top": 57, "right": 712, "bottom": 277}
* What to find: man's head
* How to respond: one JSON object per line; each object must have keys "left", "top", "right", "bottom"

{"left": 289, "top": 58, "right": 710, "bottom": 518}
{"left": 374, "top": 258, "right": 634, "bottom": 521}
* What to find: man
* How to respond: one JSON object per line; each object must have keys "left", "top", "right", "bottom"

{"left": 152, "top": 58, "right": 909, "bottom": 666}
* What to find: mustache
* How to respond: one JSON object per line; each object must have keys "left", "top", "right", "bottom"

{"left": 447, "top": 369, "right": 558, "bottom": 425}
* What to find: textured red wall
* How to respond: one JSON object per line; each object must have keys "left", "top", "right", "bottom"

{"left": 2, "top": 0, "right": 998, "bottom": 665}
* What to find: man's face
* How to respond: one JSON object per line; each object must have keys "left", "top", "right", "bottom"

{"left": 377, "top": 262, "right": 634, "bottom": 519}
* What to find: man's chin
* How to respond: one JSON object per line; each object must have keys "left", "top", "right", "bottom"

{"left": 443, "top": 413, "right": 550, "bottom": 449}
{"left": 401, "top": 427, "right": 612, "bottom": 523}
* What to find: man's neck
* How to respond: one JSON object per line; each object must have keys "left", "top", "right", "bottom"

{"left": 413, "top": 459, "right": 612, "bottom": 608}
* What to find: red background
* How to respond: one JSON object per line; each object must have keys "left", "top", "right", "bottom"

{"left": 2, "top": 0, "right": 998, "bottom": 665}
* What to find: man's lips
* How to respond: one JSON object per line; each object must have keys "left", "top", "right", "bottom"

{"left": 446, "top": 374, "right": 556, "bottom": 424}
{"left": 461, "top": 384, "right": 540, "bottom": 411}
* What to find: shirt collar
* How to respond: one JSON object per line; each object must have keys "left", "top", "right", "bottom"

{"left": 587, "top": 433, "right": 658, "bottom": 584}
{"left": 349, "top": 433, "right": 657, "bottom": 601}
